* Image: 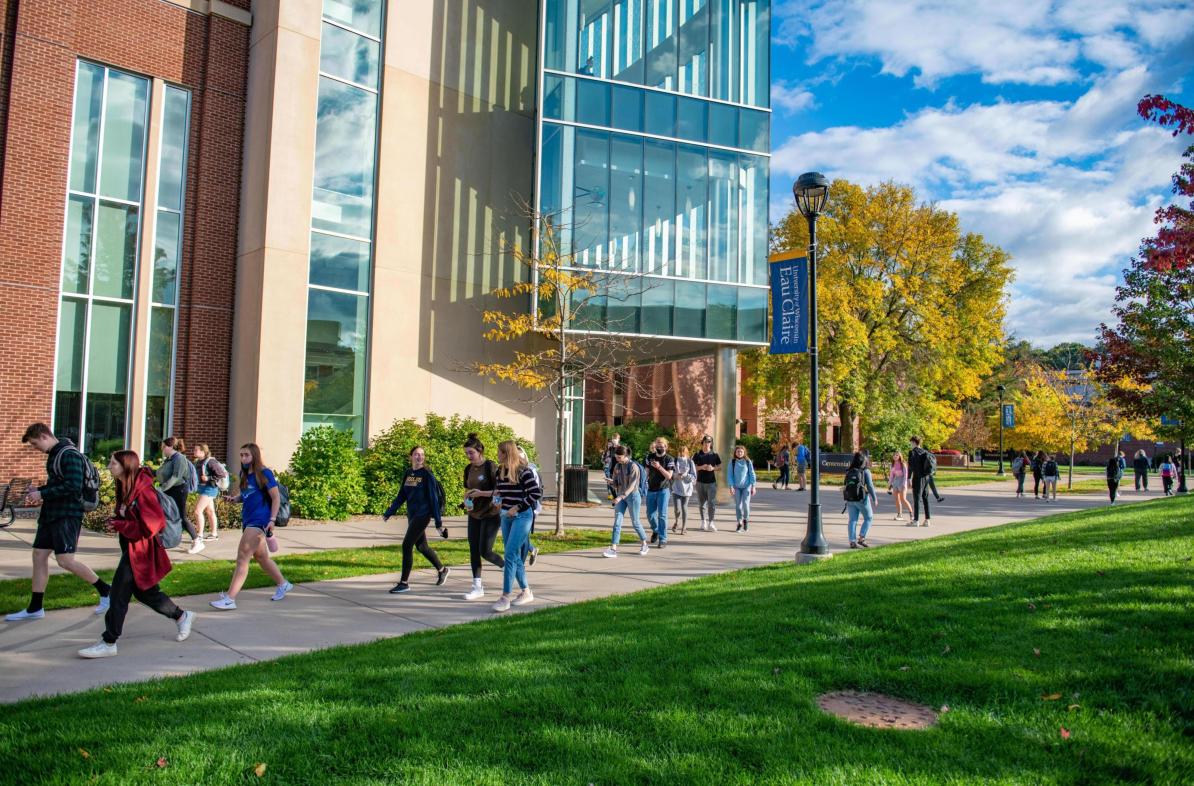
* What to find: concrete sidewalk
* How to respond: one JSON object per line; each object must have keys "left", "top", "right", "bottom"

{"left": 0, "top": 479, "right": 1145, "bottom": 704}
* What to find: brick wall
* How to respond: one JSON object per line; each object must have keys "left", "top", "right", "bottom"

{"left": 0, "top": 0, "right": 247, "bottom": 479}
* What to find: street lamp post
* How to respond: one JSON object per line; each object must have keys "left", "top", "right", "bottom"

{"left": 997, "top": 384, "right": 1006, "bottom": 475}
{"left": 794, "top": 172, "right": 831, "bottom": 564}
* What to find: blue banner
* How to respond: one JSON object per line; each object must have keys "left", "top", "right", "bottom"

{"left": 1002, "top": 404, "right": 1015, "bottom": 429}
{"left": 769, "top": 254, "right": 809, "bottom": 355}
{"left": 1161, "top": 415, "right": 1180, "bottom": 427}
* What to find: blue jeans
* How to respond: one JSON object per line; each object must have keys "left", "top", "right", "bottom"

{"left": 612, "top": 491, "right": 646, "bottom": 546}
{"left": 733, "top": 488, "right": 752, "bottom": 522}
{"left": 646, "top": 488, "right": 670, "bottom": 543}
{"left": 847, "top": 499, "right": 873, "bottom": 542}
{"left": 500, "top": 507, "right": 534, "bottom": 594}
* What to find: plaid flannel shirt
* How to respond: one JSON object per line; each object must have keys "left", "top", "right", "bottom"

{"left": 38, "top": 440, "right": 86, "bottom": 525}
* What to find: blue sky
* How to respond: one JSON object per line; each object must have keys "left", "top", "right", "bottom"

{"left": 767, "top": 0, "right": 1194, "bottom": 348}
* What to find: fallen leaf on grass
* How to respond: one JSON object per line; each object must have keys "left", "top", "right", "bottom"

{"left": 1033, "top": 648, "right": 1041, "bottom": 657}
{"left": 772, "top": 667, "right": 781, "bottom": 675}
{"left": 940, "top": 705, "right": 950, "bottom": 713}
{"left": 1027, "top": 603, "right": 1037, "bottom": 610}
{"left": 79, "top": 748, "right": 90, "bottom": 760}
{"left": 1060, "top": 727, "right": 1071, "bottom": 739}
{"left": 155, "top": 758, "right": 168, "bottom": 769}
{"left": 899, "top": 666, "right": 910, "bottom": 672}
{"left": 1096, "top": 570, "right": 1106, "bottom": 577}
{"left": 254, "top": 763, "right": 267, "bottom": 777}
{"left": 1042, "top": 693, "right": 1062, "bottom": 701}
{"left": 133, "top": 696, "right": 147, "bottom": 703}
{"left": 941, "top": 645, "right": 951, "bottom": 655}
{"left": 1068, "top": 704, "right": 1081, "bottom": 711}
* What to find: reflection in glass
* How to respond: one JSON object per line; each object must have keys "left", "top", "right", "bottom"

{"left": 62, "top": 196, "right": 93, "bottom": 295}
{"left": 605, "top": 275, "right": 641, "bottom": 333}
{"left": 744, "top": 0, "right": 769, "bottom": 108}
{"left": 69, "top": 62, "right": 104, "bottom": 194}
{"left": 310, "top": 231, "right": 371, "bottom": 292}
{"left": 320, "top": 22, "right": 380, "bottom": 88}
{"left": 676, "top": 96, "right": 706, "bottom": 141}
{"left": 573, "top": 129, "right": 609, "bottom": 267}
{"left": 643, "top": 89, "right": 675, "bottom": 136}
{"left": 312, "top": 77, "right": 378, "bottom": 239}
{"left": 707, "top": 101, "right": 737, "bottom": 147}
{"left": 85, "top": 302, "right": 132, "bottom": 455}
{"left": 645, "top": 0, "right": 676, "bottom": 89}
{"left": 144, "top": 307, "right": 174, "bottom": 457}
{"left": 709, "top": 0, "right": 736, "bottom": 102}
{"left": 677, "top": 0, "right": 709, "bottom": 97}
{"left": 322, "top": 0, "right": 382, "bottom": 37}
{"left": 674, "top": 281, "right": 705, "bottom": 337}
{"left": 641, "top": 277, "right": 674, "bottom": 334}
{"left": 304, "top": 290, "right": 368, "bottom": 442}
{"left": 93, "top": 202, "right": 138, "bottom": 299}
{"left": 158, "top": 87, "right": 190, "bottom": 212}
{"left": 98, "top": 71, "right": 148, "bottom": 202}
{"left": 738, "top": 286, "right": 767, "bottom": 341}
{"left": 608, "top": 134, "right": 642, "bottom": 272}
{"left": 643, "top": 139, "right": 674, "bottom": 274}
{"left": 706, "top": 282, "right": 736, "bottom": 338}
{"left": 571, "top": 287, "right": 606, "bottom": 330}
{"left": 55, "top": 298, "right": 87, "bottom": 397}
{"left": 612, "top": 0, "right": 644, "bottom": 84}
{"left": 575, "top": 77, "right": 610, "bottom": 126}
{"left": 739, "top": 108, "right": 769, "bottom": 152}
{"left": 152, "top": 210, "right": 181, "bottom": 304}
{"left": 576, "top": 1, "right": 611, "bottom": 78}
{"left": 544, "top": 0, "right": 573, "bottom": 72}
{"left": 738, "top": 153, "right": 768, "bottom": 285}
{"left": 611, "top": 84, "right": 643, "bottom": 131}
{"left": 708, "top": 150, "right": 737, "bottom": 281}
{"left": 676, "top": 144, "right": 707, "bottom": 278}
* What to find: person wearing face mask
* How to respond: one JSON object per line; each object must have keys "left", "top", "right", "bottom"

{"left": 644, "top": 437, "right": 675, "bottom": 549}
{"left": 209, "top": 443, "right": 293, "bottom": 610}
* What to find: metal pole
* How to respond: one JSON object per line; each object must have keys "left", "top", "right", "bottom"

{"left": 1180, "top": 438, "right": 1189, "bottom": 494}
{"left": 997, "top": 389, "right": 1005, "bottom": 475}
{"left": 800, "top": 213, "right": 827, "bottom": 556}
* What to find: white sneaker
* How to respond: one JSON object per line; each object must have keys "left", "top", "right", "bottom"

{"left": 463, "top": 582, "right": 485, "bottom": 601}
{"left": 187, "top": 538, "right": 206, "bottom": 555}
{"left": 176, "top": 610, "right": 194, "bottom": 642}
{"left": 512, "top": 589, "right": 534, "bottom": 606}
{"left": 209, "top": 593, "right": 237, "bottom": 611}
{"left": 639, "top": 542, "right": 649, "bottom": 556}
{"left": 894, "top": 515, "right": 904, "bottom": 521}
{"left": 492, "top": 594, "right": 514, "bottom": 613}
{"left": 921, "top": 519, "right": 931, "bottom": 527}
{"left": 271, "top": 581, "right": 293, "bottom": 601}
{"left": 602, "top": 547, "right": 618, "bottom": 558}
{"left": 78, "top": 640, "right": 117, "bottom": 659}
{"left": 908, "top": 520, "right": 919, "bottom": 527}
{"left": 95, "top": 595, "right": 111, "bottom": 615}
{"left": 709, "top": 524, "right": 717, "bottom": 532}
{"left": 700, "top": 523, "right": 709, "bottom": 531}
{"left": 5, "top": 608, "right": 45, "bottom": 621}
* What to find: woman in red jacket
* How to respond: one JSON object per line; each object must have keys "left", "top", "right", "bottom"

{"left": 78, "top": 450, "right": 194, "bottom": 659}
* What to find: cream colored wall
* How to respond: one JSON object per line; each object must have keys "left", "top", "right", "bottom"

{"left": 370, "top": 1, "right": 560, "bottom": 476}
{"left": 228, "top": 0, "right": 320, "bottom": 466}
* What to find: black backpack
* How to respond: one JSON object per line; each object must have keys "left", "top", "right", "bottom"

{"left": 1044, "top": 460, "right": 1059, "bottom": 476}
{"left": 51, "top": 444, "right": 100, "bottom": 512}
{"left": 842, "top": 468, "right": 866, "bottom": 502}
{"left": 274, "top": 482, "right": 292, "bottom": 527}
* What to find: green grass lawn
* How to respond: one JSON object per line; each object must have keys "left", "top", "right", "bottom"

{"left": 757, "top": 464, "right": 1108, "bottom": 489}
{"left": 2, "top": 497, "right": 1191, "bottom": 784}
{"left": 0, "top": 529, "right": 611, "bottom": 615}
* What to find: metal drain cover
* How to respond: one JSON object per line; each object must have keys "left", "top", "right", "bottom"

{"left": 816, "top": 691, "right": 938, "bottom": 729}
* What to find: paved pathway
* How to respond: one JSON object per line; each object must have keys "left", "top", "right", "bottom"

{"left": 0, "top": 477, "right": 1148, "bottom": 704}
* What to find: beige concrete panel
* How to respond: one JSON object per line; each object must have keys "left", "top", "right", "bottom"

{"left": 262, "top": 31, "right": 319, "bottom": 256}
{"left": 237, "top": 27, "right": 277, "bottom": 258}
{"left": 128, "top": 79, "right": 167, "bottom": 456}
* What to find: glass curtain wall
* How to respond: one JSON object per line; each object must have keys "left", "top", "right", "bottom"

{"left": 144, "top": 86, "right": 191, "bottom": 459}
{"left": 55, "top": 61, "right": 150, "bottom": 457}
{"left": 303, "top": 0, "right": 385, "bottom": 444}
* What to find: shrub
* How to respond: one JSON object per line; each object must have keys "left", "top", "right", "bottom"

{"left": 286, "top": 426, "right": 367, "bottom": 521}
{"left": 81, "top": 461, "right": 243, "bottom": 532}
{"left": 613, "top": 420, "right": 676, "bottom": 460}
{"left": 584, "top": 423, "right": 610, "bottom": 468}
{"left": 736, "top": 435, "right": 774, "bottom": 468}
{"left": 363, "top": 414, "right": 537, "bottom": 516}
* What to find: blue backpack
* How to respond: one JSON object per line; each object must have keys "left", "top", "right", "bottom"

{"left": 635, "top": 461, "right": 649, "bottom": 497}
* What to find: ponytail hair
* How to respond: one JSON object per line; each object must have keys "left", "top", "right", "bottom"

{"left": 163, "top": 435, "right": 186, "bottom": 454}
{"left": 463, "top": 433, "right": 485, "bottom": 454}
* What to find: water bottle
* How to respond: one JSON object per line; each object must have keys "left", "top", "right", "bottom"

{"left": 266, "top": 534, "right": 279, "bottom": 553}
{"left": 492, "top": 493, "right": 503, "bottom": 511}
{"left": 464, "top": 497, "right": 474, "bottom": 511}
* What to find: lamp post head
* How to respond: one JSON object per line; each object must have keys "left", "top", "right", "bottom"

{"left": 793, "top": 172, "right": 830, "bottom": 219}
{"left": 997, "top": 384, "right": 1006, "bottom": 395}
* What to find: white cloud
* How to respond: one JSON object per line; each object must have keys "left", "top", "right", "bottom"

{"left": 773, "top": 83, "right": 816, "bottom": 114}
{"left": 776, "top": 0, "right": 1194, "bottom": 87}
{"left": 769, "top": 67, "right": 1188, "bottom": 346}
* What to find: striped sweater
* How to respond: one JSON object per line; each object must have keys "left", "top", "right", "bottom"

{"left": 494, "top": 466, "right": 542, "bottom": 514}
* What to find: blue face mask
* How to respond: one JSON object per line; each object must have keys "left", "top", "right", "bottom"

{"left": 242, "top": 463, "right": 251, "bottom": 472}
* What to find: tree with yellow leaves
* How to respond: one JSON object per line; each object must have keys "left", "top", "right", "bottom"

{"left": 744, "top": 180, "right": 1013, "bottom": 452}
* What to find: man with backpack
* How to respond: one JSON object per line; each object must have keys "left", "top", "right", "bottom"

{"left": 5, "top": 423, "right": 111, "bottom": 621}
{"left": 907, "top": 436, "right": 934, "bottom": 527}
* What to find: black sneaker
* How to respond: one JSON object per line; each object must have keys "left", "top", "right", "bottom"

{"left": 743, "top": 520, "right": 749, "bottom": 531}
{"left": 528, "top": 546, "right": 539, "bottom": 567}
{"left": 736, "top": 523, "right": 743, "bottom": 532}
{"left": 438, "top": 527, "right": 450, "bottom": 539}
{"left": 650, "top": 532, "right": 658, "bottom": 544}
{"left": 658, "top": 542, "right": 666, "bottom": 549}
{"left": 389, "top": 582, "right": 410, "bottom": 594}
{"left": 935, "top": 496, "right": 945, "bottom": 503}
{"left": 436, "top": 567, "right": 450, "bottom": 586}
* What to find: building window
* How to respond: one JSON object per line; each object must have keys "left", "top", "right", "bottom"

{"left": 303, "top": 0, "right": 385, "bottom": 445}
{"left": 55, "top": 61, "right": 150, "bottom": 457}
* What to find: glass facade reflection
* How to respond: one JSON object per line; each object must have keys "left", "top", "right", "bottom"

{"left": 302, "top": 0, "right": 385, "bottom": 444}
{"left": 538, "top": 0, "right": 769, "bottom": 344}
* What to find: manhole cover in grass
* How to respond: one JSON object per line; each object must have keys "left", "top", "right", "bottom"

{"left": 816, "top": 691, "right": 938, "bottom": 730}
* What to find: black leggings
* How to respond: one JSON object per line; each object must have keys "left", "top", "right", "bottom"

{"left": 165, "top": 486, "right": 198, "bottom": 540}
{"left": 103, "top": 547, "right": 182, "bottom": 644}
{"left": 1033, "top": 473, "right": 1043, "bottom": 497}
{"left": 468, "top": 515, "right": 504, "bottom": 578}
{"left": 912, "top": 476, "right": 931, "bottom": 521}
{"left": 1015, "top": 473, "right": 1026, "bottom": 495}
{"left": 777, "top": 465, "right": 790, "bottom": 487}
{"left": 1107, "top": 479, "right": 1119, "bottom": 502}
{"left": 400, "top": 516, "right": 443, "bottom": 582}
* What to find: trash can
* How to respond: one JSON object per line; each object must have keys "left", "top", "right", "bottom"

{"left": 563, "top": 465, "right": 589, "bottom": 503}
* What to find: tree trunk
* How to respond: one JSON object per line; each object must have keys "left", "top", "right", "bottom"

{"left": 837, "top": 400, "right": 855, "bottom": 452}
{"left": 1068, "top": 437, "right": 1075, "bottom": 490}
{"left": 555, "top": 393, "right": 566, "bottom": 535}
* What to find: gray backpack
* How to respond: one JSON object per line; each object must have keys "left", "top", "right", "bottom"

{"left": 154, "top": 489, "right": 183, "bottom": 549}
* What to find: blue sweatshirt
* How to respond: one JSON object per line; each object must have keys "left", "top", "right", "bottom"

{"left": 384, "top": 468, "right": 442, "bottom": 525}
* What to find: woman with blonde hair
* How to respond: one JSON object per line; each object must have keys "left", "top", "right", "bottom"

{"left": 888, "top": 452, "right": 910, "bottom": 521}
{"left": 192, "top": 443, "right": 227, "bottom": 540}
{"left": 491, "top": 440, "right": 541, "bottom": 613}
{"left": 209, "top": 443, "right": 293, "bottom": 610}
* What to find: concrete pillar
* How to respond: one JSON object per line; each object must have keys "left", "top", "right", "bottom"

{"left": 714, "top": 347, "right": 738, "bottom": 497}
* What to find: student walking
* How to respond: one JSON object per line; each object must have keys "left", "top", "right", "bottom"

{"left": 907, "top": 436, "right": 933, "bottom": 527}
{"left": 1011, "top": 451, "right": 1030, "bottom": 497}
{"left": 843, "top": 452, "right": 878, "bottom": 549}
{"left": 888, "top": 452, "right": 910, "bottom": 521}
{"left": 604, "top": 446, "right": 649, "bottom": 558}
{"left": 644, "top": 437, "right": 675, "bottom": 549}
{"left": 1133, "top": 450, "right": 1151, "bottom": 491}
{"left": 383, "top": 446, "right": 450, "bottom": 594}
{"left": 157, "top": 436, "right": 203, "bottom": 553}
{"left": 78, "top": 450, "right": 194, "bottom": 658}
{"left": 1106, "top": 455, "right": 1123, "bottom": 503}
{"left": 460, "top": 434, "right": 503, "bottom": 601}
{"left": 209, "top": 444, "right": 293, "bottom": 610}
{"left": 492, "top": 440, "right": 542, "bottom": 612}
{"left": 602, "top": 433, "right": 623, "bottom": 495}
{"left": 5, "top": 423, "right": 110, "bottom": 621}
{"left": 795, "top": 441, "right": 811, "bottom": 490}
{"left": 774, "top": 444, "right": 790, "bottom": 490}
{"left": 1159, "top": 455, "right": 1177, "bottom": 496}
{"left": 518, "top": 446, "right": 542, "bottom": 566}
{"left": 693, "top": 435, "right": 722, "bottom": 531}
{"left": 1031, "top": 450, "right": 1046, "bottom": 499}
{"left": 728, "top": 444, "right": 757, "bottom": 532}
{"left": 671, "top": 445, "right": 697, "bottom": 534}
{"left": 192, "top": 444, "right": 226, "bottom": 541}
{"left": 1042, "top": 454, "right": 1060, "bottom": 501}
